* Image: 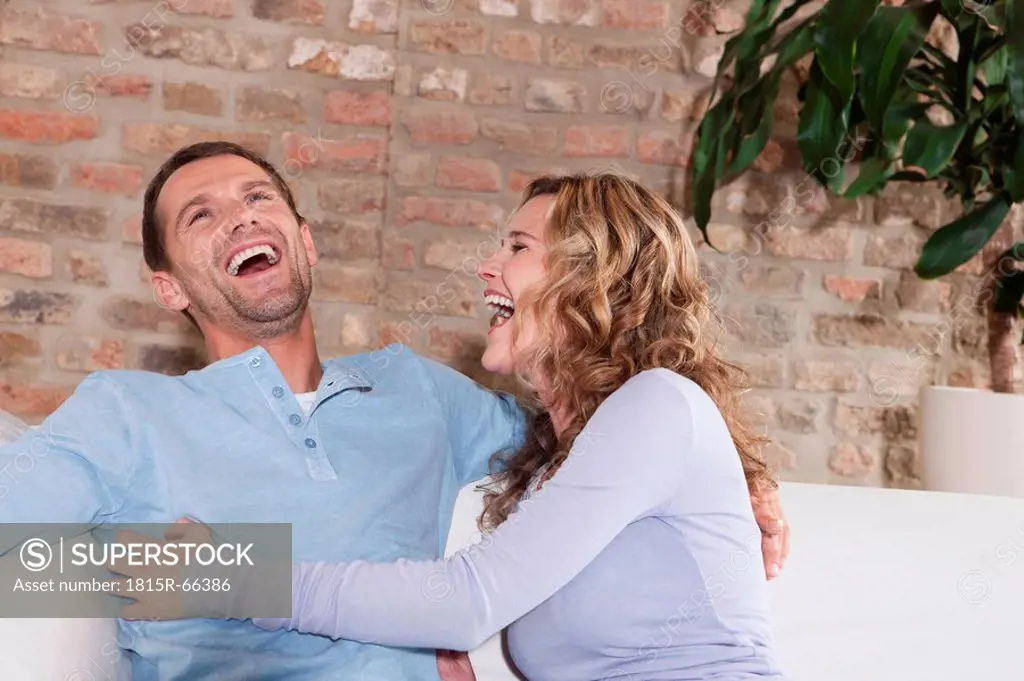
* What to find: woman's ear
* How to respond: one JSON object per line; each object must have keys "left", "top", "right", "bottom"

{"left": 152, "top": 271, "right": 189, "bottom": 312}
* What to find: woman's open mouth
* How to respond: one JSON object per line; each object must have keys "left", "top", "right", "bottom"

{"left": 485, "top": 293, "right": 515, "bottom": 331}
{"left": 225, "top": 244, "right": 281, "bottom": 278}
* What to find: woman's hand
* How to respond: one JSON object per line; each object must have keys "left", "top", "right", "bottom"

{"left": 437, "top": 650, "right": 476, "bottom": 681}
{"left": 108, "top": 519, "right": 216, "bottom": 620}
{"left": 752, "top": 488, "right": 789, "bottom": 580}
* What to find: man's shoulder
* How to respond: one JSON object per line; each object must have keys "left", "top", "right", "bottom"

{"left": 322, "top": 342, "right": 423, "bottom": 376}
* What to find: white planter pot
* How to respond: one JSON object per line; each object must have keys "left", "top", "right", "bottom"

{"left": 919, "top": 385, "right": 1024, "bottom": 498}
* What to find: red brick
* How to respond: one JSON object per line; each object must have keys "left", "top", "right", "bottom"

{"left": 766, "top": 225, "right": 854, "bottom": 261}
{"left": 310, "top": 219, "right": 380, "bottom": 261}
{"left": 792, "top": 359, "right": 860, "bottom": 392}
{"left": 0, "top": 290, "right": 77, "bottom": 325}
{"left": 86, "top": 74, "right": 153, "bottom": 98}
{"left": 829, "top": 444, "right": 876, "bottom": 479}
{"left": 0, "top": 381, "right": 73, "bottom": 420}
{"left": 349, "top": 0, "right": 397, "bottom": 33}
{"left": 507, "top": 168, "right": 566, "bottom": 194}
{"left": 0, "top": 109, "right": 96, "bottom": 144}
{"left": 170, "top": 0, "right": 233, "bottom": 16}
{"left": 565, "top": 125, "right": 631, "bottom": 157}
{"left": 427, "top": 325, "right": 484, "bottom": 361}
{"left": 424, "top": 237, "right": 496, "bottom": 272}
{"left": 238, "top": 86, "right": 305, "bottom": 122}
{"left": 402, "top": 107, "right": 478, "bottom": 145}
{"left": 396, "top": 197, "right": 505, "bottom": 229}
{"left": 409, "top": 19, "right": 486, "bottom": 55}
{"left": 823, "top": 275, "right": 881, "bottom": 303}
{"left": 0, "top": 331, "right": 42, "bottom": 370}
{"left": 382, "top": 233, "right": 417, "bottom": 271}
{"left": 283, "top": 132, "right": 387, "bottom": 175}
{"left": 163, "top": 82, "right": 223, "bottom": 116}
{"left": 71, "top": 163, "right": 144, "bottom": 196}
{"left": 524, "top": 78, "right": 584, "bottom": 113}
{"left": 436, "top": 157, "right": 501, "bottom": 192}
{"left": 122, "top": 214, "right": 143, "bottom": 245}
{"left": 0, "top": 238, "right": 52, "bottom": 279}
{"left": 67, "top": 251, "right": 109, "bottom": 286}
{"left": 419, "top": 67, "right": 468, "bottom": 102}
{"left": 382, "top": 276, "right": 478, "bottom": 318}
{"left": 0, "top": 153, "right": 58, "bottom": 189}
{"left": 324, "top": 90, "right": 391, "bottom": 126}
{"left": 530, "top": 0, "right": 601, "bottom": 25}
{"left": 468, "top": 73, "right": 516, "bottom": 106}
{"left": 287, "top": 38, "right": 396, "bottom": 80}
{"left": 312, "top": 264, "right": 380, "bottom": 304}
{"left": 125, "top": 24, "right": 274, "bottom": 71}
{"left": 100, "top": 295, "right": 192, "bottom": 334}
{"left": 254, "top": 0, "right": 325, "bottom": 24}
{"left": 318, "top": 178, "right": 387, "bottom": 214}
{"left": 493, "top": 30, "right": 542, "bottom": 64}
{"left": 394, "top": 154, "right": 433, "bottom": 187}
{"left": 637, "top": 130, "right": 691, "bottom": 166}
{"left": 338, "top": 313, "right": 374, "bottom": 351}
{"left": 0, "top": 8, "right": 103, "bottom": 55}
{"left": 0, "top": 199, "right": 108, "bottom": 240}
{"left": 481, "top": 118, "right": 559, "bottom": 155}
{"left": 122, "top": 123, "right": 270, "bottom": 156}
{"left": 55, "top": 335, "right": 123, "bottom": 372}
{"left": 602, "top": 0, "right": 669, "bottom": 28}
{"left": 0, "top": 63, "right": 63, "bottom": 99}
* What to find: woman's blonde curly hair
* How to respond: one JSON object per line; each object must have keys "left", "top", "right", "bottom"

{"left": 478, "top": 171, "right": 776, "bottom": 531}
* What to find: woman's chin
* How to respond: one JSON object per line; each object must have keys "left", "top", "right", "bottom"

{"left": 480, "top": 345, "right": 514, "bottom": 376}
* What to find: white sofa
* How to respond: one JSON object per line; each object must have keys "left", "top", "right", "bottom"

{"left": 3, "top": 481, "right": 1022, "bottom": 680}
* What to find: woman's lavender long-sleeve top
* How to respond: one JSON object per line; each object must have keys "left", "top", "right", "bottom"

{"left": 254, "top": 368, "right": 787, "bottom": 680}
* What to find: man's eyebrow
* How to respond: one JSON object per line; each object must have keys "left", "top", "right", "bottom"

{"left": 175, "top": 193, "right": 209, "bottom": 231}
{"left": 173, "top": 180, "right": 277, "bottom": 230}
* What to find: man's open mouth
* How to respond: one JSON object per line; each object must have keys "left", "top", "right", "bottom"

{"left": 485, "top": 293, "right": 514, "bottom": 330}
{"left": 225, "top": 244, "right": 281, "bottom": 277}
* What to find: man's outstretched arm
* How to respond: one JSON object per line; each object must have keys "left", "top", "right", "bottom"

{"left": 0, "top": 373, "right": 135, "bottom": 554}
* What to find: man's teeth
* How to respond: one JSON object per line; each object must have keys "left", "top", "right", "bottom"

{"left": 227, "top": 244, "right": 279, "bottom": 276}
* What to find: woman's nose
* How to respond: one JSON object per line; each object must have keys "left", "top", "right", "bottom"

{"left": 478, "top": 249, "right": 500, "bottom": 283}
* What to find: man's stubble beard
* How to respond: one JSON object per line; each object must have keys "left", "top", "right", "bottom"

{"left": 189, "top": 259, "right": 312, "bottom": 340}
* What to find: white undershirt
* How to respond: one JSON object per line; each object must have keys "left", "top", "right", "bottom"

{"left": 296, "top": 392, "right": 317, "bottom": 416}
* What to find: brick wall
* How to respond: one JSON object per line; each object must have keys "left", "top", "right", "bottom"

{"left": 0, "top": 0, "right": 1012, "bottom": 488}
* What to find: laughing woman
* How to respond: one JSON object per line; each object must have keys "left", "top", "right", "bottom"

{"left": 257, "top": 173, "right": 787, "bottom": 679}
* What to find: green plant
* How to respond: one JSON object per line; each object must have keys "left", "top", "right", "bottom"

{"left": 690, "top": 0, "right": 1024, "bottom": 391}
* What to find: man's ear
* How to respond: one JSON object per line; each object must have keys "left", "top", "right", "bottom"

{"left": 300, "top": 222, "right": 318, "bottom": 268}
{"left": 152, "top": 271, "right": 189, "bottom": 312}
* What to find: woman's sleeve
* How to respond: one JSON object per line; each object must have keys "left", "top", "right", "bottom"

{"left": 253, "top": 369, "right": 694, "bottom": 650}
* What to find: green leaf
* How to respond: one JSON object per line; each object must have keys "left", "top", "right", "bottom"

{"left": 1004, "top": 132, "right": 1024, "bottom": 202}
{"left": 773, "top": 18, "right": 816, "bottom": 71}
{"left": 797, "top": 61, "right": 852, "bottom": 192}
{"left": 915, "top": 193, "right": 1012, "bottom": 279}
{"left": 690, "top": 102, "right": 733, "bottom": 234}
{"left": 981, "top": 45, "right": 1009, "bottom": 86}
{"left": 857, "top": 5, "right": 940, "bottom": 131}
{"left": 1007, "top": 0, "right": 1024, "bottom": 124}
{"left": 901, "top": 119, "right": 968, "bottom": 178}
{"left": 813, "top": 0, "right": 880, "bottom": 101}
{"left": 843, "top": 156, "right": 895, "bottom": 198}
{"left": 994, "top": 270, "right": 1024, "bottom": 314}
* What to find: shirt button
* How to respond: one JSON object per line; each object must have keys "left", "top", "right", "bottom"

{"left": 304, "top": 438, "right": 317, "bottom": 449}
{"left": 250, "top": 357, "right": 261, "bottom": 368}
{"left": 272, "top": 386, "right": 284, "bottom": 398}
{"left": 289, "top": 414, "right": 302, "bottom": 426}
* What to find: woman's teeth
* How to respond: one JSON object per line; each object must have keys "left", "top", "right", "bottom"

{"left": 485, "top": 293, "right": 514, "bottom": 329}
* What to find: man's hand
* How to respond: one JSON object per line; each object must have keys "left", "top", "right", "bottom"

{"left": 752, "top": 487, "right": 789, "bottom": 580}
{"left": 437, "top": 650, "right": 476, "bottom": 681}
